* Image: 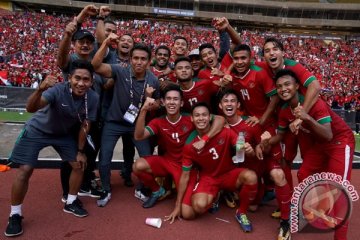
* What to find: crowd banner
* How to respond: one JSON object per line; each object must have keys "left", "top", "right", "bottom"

{"left": 0, "top": 86, "right": 35, "bottom": 109}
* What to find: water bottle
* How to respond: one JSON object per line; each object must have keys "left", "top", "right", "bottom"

{"left": 234, "top": 132, "right": 245, "bottom": 163}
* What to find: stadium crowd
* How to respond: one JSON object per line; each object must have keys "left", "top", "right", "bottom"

{"left": 0, "top": 11, "right": 359, "bottom": 107}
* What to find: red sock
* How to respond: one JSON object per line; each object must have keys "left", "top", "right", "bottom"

{"left": 238, "top": 184, "right": 258, "bottom": 214}
{"left": 275, "top": 183, "right": 291, "bottom": 220}
{"left": 133, "top": 171, "right": 160, "bottom": 192}
{"left": 283, "top": 163, "right": 294, "bottom": 193}
{"left": 252, "top": 179, "right": 265, "bottom": 205}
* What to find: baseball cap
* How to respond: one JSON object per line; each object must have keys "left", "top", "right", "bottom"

{"left": 189, "top": 49, "right": 199, "bottom": 57}
{"left": 72, "top": 29, "right": 95, "bottom": 42}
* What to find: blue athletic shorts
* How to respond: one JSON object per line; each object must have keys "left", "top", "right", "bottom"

{"left": 9, "top": 126, "right": 77, "bottom": 167}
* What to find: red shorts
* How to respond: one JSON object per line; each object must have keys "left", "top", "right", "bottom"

{"left": 281, "top": 130, "right": 299, "bottom": 163}
{"left": 262, "top": 125, "right": 283, "bottom": 174}
{"left": 145, "top": 155, "right": 183, "bottom": 186}
{"left": 298, "top": 140, "right": 354, "bottom": 182}
{"left": 144, "top": 155, "right": 196, "bottom": 206}
{"left": 193, "top": 168, "right": 246, "bottom": 197}
{"left": 239, "top": 156, "right": 263, "bottom": 177}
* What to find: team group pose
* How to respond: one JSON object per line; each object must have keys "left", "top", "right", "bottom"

{"left": 3, "top": 4, "right": 355, "bottom": 240}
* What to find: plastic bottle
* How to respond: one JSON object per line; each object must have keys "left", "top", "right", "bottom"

{"left": 234, "top": 132, "right": 245, "bottom": 163}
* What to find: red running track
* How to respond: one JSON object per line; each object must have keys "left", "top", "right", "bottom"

{"left": 0, "top": 170, "right": 359, "bottom": 240}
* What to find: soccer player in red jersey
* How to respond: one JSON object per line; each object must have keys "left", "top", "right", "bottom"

{"left": 229, "top": 44, "right": 279, "bottom": 127}
{"left": 150, "top": 45, "right": 173, "bottom": 90}
{"left": 218, "top": 89, "right": 265, "bottom": 209}
{"left": 228, "top": 44, "right": 292, "bottom": 240}
{"left": 257, "top": 69, "right": 355, "bottom": 240}
{"left": 218, "top": 89, "right": 263, "bottom": 171}
{"left": 198, "top": 17, "right": 241, "bottom": 81}
{"left": 150, "top": 45, "right": 172, "bottom": 80}
{"left": 133, "top": 85, "right": 225, "bottom": 208}
{"left": 165, "top": 102, "right": 258, "bottom": 233}
{"left": 258, "top": 38, "right": 322, "bottom": 165}
{"left": 198, "top": 43, "right": 231, "bottom": 82}
{"left": 174, "top": 57, "right": 230, "bottom": 113}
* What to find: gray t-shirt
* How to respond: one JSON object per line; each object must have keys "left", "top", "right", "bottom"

{"left": 26, "top": 82, "right": 99, "bottom": 136}
{"left": 106, "top": 64, "right": 159, "bottom": 126}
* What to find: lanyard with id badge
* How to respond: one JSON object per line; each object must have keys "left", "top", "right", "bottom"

{"left": 123, "top": 72, "right": 147, "bottom": 124}
{"left": 69, "top": 86, "right": 95, "bottom": 150}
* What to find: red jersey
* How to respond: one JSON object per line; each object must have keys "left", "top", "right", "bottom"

{"left": 146, "top": 114, "right": 195, "bottom": 164}
{"left": 278, "top": 96, "right": 353, "bottom": 154}
{"left": 150, "top": 66, "right": 176, "bottom": 82}
{"left": 182, "top": 127, "right": 237, "bottom": 177}
{"left": 181, "top": 80, "right": 219, "bottom": 113}
{"left": 198, "top": 52, "right": 233, "bottom": 81}
{"left": 231, "top": 64, "right": 277, "bottom": 119}
{"left": 228, "top": 117, "right": 262, "bottom": 147}
{"left": 256, "top": 59, "right": 317, "bottom": 95}
{"left": 228, "top": 117, "right": 263, "bottom": 172}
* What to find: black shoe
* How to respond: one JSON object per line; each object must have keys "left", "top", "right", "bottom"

{"left": 208, "top": 192, "right": 221, "bottom": 214}
{"left": 124, "top": 178, "right": 134, "bottom": 187}
{"left": 63, "top": 200, "right": 88, "bottom": 217}
{"left": 62, "top": 195, "right": 83, "bottom": 207}
{"left": 278, "top": 219, "right": 291, "bottom": 240}
{"left": 4, "top": 214, "right": 23, "bottom": 237}
{"left": 78, "top": 187, "right": 101, "bottom": 198}
{"left": 142, "top": 187, "right": 165, "bottom": 208}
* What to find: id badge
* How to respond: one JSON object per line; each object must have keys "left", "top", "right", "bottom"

{"left": 123, "top": 104, "right": 139, "bottom": 124}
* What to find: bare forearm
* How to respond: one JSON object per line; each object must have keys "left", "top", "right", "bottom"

{"left": 134, "top": 110, "right": 147, "bottom": 140}
{"left": 95, "top": 19, "right": 106, "bottom": 44}
{"left": 175, "top": 172, "right": 190, "bottom": 207}
{"left": 57, "top": 33, "right": 72, "bottom": 69}
{"left": 303, "top": 118, "right": 332, "bottom": 141}
{"left": 26, "top": 89, "right": 45, "bottom": 113}
{"left": 92, "top": 42, "right": 108, "bottom": 70}
{"left": 268, "top": 133, "right": 283, "bottom": 146}
{"left": 225, "top": 25, "right": 241, "bottom": 45}
{"left": 207, "top": 115, "right": 225, "bottom": 138}
{"left": 78, "top": 121, "right": 90, "bottom": 151}
{"left": 260, "top": 95, "right": 279, "bottom": 125}
{"left": 303, "top": 81, "right": 321, "bottom": 113}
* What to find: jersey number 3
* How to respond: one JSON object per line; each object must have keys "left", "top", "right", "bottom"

{"left": 209, "top": 147, "right": 219, "bottom": 160}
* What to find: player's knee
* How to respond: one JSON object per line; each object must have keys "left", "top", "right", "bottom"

{"left": 243, "top": 170, "right": 257, "bottom": 185}
{"left": 270, "top": 168, "right": 285, "bottom": 185}
{"left": 132, "top": 158, "right": 147, "bottom": 173}
{"left": 17, "top": 166, "right": 33, "bottom": 182}
{"left": 192, "top": 198, "right": 208, "bottom": 214}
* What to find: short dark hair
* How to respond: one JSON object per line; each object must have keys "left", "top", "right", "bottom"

{"left": 274, "top": 69, "right": 300, "bottom": 84}
{"left": 199, "top": 43, "right": 216, "bottom": 57}
{"left": 263, "top": 38, "right": 284, "bottom": 54}
{"left": 121, "top": 33, "right": 135, "bottom": 43}
{"left": 191, "top": 102, "right": 210, "bottom": 115}
{"left": 70, "top": 59, "right": 94, "bottom": 78}
{"left": 104, "top": 20, "right": 116, "bottom": 26}
{"left": 233, "top": 44, "right": 251, "bottom": 55}
{"left": 218, "top": 88, "right": 240, "bottom": 102}
{"left": 130, "top": 43, "right": 151, "bottom": 60}
{"left": 174, "top": 36, "right": 188, "bottom": 47}
{"left": 174, "top": 56, "right": 191, "bottom": 67}
{"left": 155, "top": 45, "right": 171, "bottom": 55}
{"left": 161, "top": 83, "right": 183, "bottom": 99}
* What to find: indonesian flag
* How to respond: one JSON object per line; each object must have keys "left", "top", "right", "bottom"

{"left": 0, "top": 70, "right": 11, "bottom": 86}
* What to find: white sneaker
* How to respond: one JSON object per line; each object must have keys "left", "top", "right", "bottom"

{"left": 97, "top": 191, "right": 111, "bottom": 207}
{"left": 134, "top": 189, "right": 149, "bottom": 202}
